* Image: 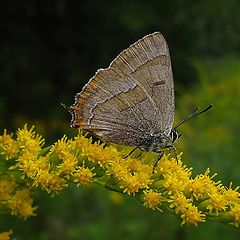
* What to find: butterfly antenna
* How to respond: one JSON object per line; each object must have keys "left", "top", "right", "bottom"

{"left": 174, "top": 104, "right": 213, "bottom": 129}
{"left": 61, "top": 103, "right": 73, "bottom": 114}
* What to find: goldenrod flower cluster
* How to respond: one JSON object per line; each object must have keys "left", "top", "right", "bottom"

{"left": 0, "top": 229, "right": 12, "bottom": 240}
{"left": 0, "top": 125, "right": 240, "bottom": 237}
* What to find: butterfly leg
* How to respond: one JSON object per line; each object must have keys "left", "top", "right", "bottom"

{"left": 135, "top": 152, "right": 142, "bottom": 159}
{"left": 169, "top": 145, "right": 177, "bottom": 159}
{"left": 153, "top": 150, "right": 164, "bottom": 172}
{"left": 124, "top": 146, "right": 139, "bottom": 159}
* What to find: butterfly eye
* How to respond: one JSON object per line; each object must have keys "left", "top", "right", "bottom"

{"left": 171, "top": 129, "right": 179, "bottom": 143}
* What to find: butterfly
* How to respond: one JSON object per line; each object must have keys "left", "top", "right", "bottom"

{"left": 64, "top": 32, "right": 212, "bottom": 158}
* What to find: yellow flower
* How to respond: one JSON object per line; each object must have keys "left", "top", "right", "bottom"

{"left": 162, "top": 172, "right": 190, "bottom": 194}
{"left": 155, "top": 154, "right": 179, "bottom": 175}
{"left": 0, "top": 230, "right": 12, "bottom": 240}
{"left": 16, "top": 125, "right": 44, "bottom": 154}
{"left": 181, "top": 204, "right": 205, "bottom": 226}
{"left": 0, "top": 175, "right": 16, "bottom": 201}
{"left": 72, "top": 134, "right": 120, "bottom": 166}
{"left": 229, "top": 205, "right": 240, "bottom": 227}
{"left": 51, "top": 136, "right": 80, "bottom": 178}
{"left": 143, "top": 190, "right": 164, "bottom": 210}
{"left": 8, "top": 188, "right": 37, "bottom": 219}
{"left": 18, "top": 151, "right": 49, "bottom": 178}
{"left": 23, "top": 138, "right": 42, "bottom": 154}
{"left": 108, "top": 160, "right": 129, "bottom": 180}
{"left": 17, "top": 125, "right": 34, "bottom": 141}
{"left": 129, "top": 157, "right": 153, "bottom": 175}
{"left": 169, "top": 192, "right": 206, "bottom": 225}
{"left": 2, "top": 126, "right": 240, "bottom": 229}
{"left": 223, "top": 183, "right": 240, "bottom": 205}
{"left": 50, "top": 135, "right": 71, "bottom": 157}
{"left": 33, "top": 170, "right": 67, "bottom": 194}
{"left": 189, "top": 168, "right": 219, "bottom": 200}
{"left": 156, "top": 153, "right": 191, "bottom": 176}
{"left": 73, "top": 166, "right": 96, "bottom": 186}
{"left": 154, "top": 154, "right": 192, "bottom": 195}
{"left": 57, "top": 154, "right": 78, "bottom": 177}
{"left": 121, "top": 175, "right": 145, "bottom": 195}
{"left": 206, "top": 192, "right": 228, "bottom": 213}
{"left": 109, "top": 158, "right": 153, "bottom": 195}
{"left": 169, "top": 192, "right": 192, "bottom": 214}
{"left": 0, "top": 130, "right": 18, "bottom": 160}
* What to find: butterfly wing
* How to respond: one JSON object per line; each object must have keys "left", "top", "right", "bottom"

{"left": 110, "top": 32, "right": 175, "bottom": 135}
{"left": 70, "top": 32, "right": 174, "bottom": 146}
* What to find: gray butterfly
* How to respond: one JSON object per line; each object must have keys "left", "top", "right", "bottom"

{"left": 64, "top": 32, "right": 212, "bottom": 158}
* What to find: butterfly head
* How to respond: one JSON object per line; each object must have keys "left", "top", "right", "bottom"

{"left": 146, "top": 130, "right": 180, "bottom": 154}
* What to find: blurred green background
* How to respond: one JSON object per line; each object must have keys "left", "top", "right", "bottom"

{"left": 1, "top": 0, "right": 240, "bottom": 239}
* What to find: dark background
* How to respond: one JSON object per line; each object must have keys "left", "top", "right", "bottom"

{"left": 1, "top": 0, "right": 240, "bottom": 239}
